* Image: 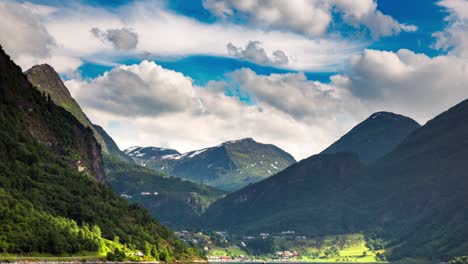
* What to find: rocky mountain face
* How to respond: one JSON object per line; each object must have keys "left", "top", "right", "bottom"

{"left": 321, "top": 112, "right": 420, "bottom": 163}
{"left": 25, "top": 64, "right": 129, "bottom": 162}
{"left": 125, "top": 138, "right": 296, "bottom": 191}
{"left": 0, "top": 46, "right": 200, "bottom": 259}
{"left": 203, "top": 101, "right": 468, "bottom": 260}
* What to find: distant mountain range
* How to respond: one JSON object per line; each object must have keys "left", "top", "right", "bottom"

{"left": 203, "top": 99, "right": 468, "bottom": 260}
{"left": 125, "top": 138, "right": 296, "bottom": 191}
{"left": 321, "top": 111, "right": 420, "bottom": 163}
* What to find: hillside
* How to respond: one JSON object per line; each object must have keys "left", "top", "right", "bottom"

{"left": 0, "top": 46, "right": 200, "bottom": 260}
{"left": 126, "top": 138, "right": 296, "bottom": 191}
{"left": 93, "top": 124, "right": 133, "bottom": 163}
{"left": 321, "top": 112, "right": 420, "bottom": 163}
{"left": 25, "top": 64, "right": 129, "bottom": 162}
{"left": 203, "top": 153, "right": 364, "bottom": 235}
{"left": 104, "top": 155, "right": 226, "bottom": 229}
{"left": 203, "top": 100, "right": 468, "bottom": 261}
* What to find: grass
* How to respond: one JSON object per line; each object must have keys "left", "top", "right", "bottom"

{"left": 209, "top": 246, "right": 247, "bottom": 257}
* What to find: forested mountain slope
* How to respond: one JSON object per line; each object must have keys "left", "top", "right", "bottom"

{"left": 0, "top": 46, "right": 200, "bottom": 260}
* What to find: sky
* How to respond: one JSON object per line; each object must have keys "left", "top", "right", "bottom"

{"left": 1, "top": 0, "right": 468, "bottom": 160}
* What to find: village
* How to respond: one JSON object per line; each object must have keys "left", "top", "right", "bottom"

{"left": 174, "top": 230, "right": 305, "bottom": 262}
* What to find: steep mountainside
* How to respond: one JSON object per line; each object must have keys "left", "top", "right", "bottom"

{"left": 125, "top": 138, "right": 296, "bottom": 191}
{"left": 321, "top": 112, "right": 420, "bottom": 163}
{"left": 94, "top": 124, "right": 133, "bottom": 163}
{"left": 203, "top": 100, "right": 468, "bottom": 261}
{"left": 356, "top": 99, "right": 468, "bottom": 259}
{"left": 0, "top": 46, "right": 200, "bottom": 260}
{"left": 25, "top": 64, "right": 129, "bottom": 162}
{"left": 104, "top": 155, "right": 226, "bottom": 229}
{"left": 203, "top": 153, "right": 364, "bottom": 235}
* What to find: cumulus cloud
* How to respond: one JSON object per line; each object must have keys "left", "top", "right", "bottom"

{"left": 227, "top": 41, "right": 289, "bottom": 66}
{"left": 0, "top": 1, "right": 55, "bottom": 59}
{"left": 66, "top": 60, "right": 367, "bottom": 160}
{"left": 65, "top": 43, "right": 468, "bottom": 160}
{"left": 67, "top": 61, "right": 197, "bottom": 116}
{"left": 0, "top": 1, "right": 83, "bottom": 73}
{"left": 203, "top": 0, "right": 408, "bottom": 38}
{"left": 91, "top": 27, "right": 139, "bottom": 50}
{"left": 433, "top": 0, "right": 468, "bottom": 58}
{"left": 331, "top": 49, "right": 468, "bottom": 122}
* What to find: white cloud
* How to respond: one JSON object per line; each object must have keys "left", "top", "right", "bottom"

{"left": 0, "top": 1, "right": 84, "bottom": 73}
{"left": 331, "top": 49, "right": 468, "bottom": 122}
{"left": 0, "top": 2, "right": 55, "bottom": 59}
{"left": 65, "top": 45, "right": 468, "bottom": 160}
{"left": 227, "top": 41, "right": 289, "bottom": 66}
{"left": 91, "top": 27, "right": 139, "bottom": 50}
{"left": 66, "top": 60, "right": 366, "bottom": 160}
{"left": 202, "top": 0, "right": 408, "bottom": 38}
{"left": 400, "top": 23, "right": 419, "bottom": 32}
{"left": 433, "top": 0, "right": 468, "bottom": 59}
{"left": 0, "top": 0, "right": 365, "bottom": 73}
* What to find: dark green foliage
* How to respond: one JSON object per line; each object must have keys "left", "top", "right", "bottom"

{"left": 245, "top": 238, "right": 275, "bottom": 255}
{"left": 0, "top": 46, "right": 200, "bottom": 260}
{"left": 107, "top": 248, "right": 126, "bottom": 261}
{"left": 104, "top": 155, "right": 226, "bottom": 229}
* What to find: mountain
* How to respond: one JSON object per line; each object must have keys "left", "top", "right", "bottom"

{"left": 203, "top": 100, "right": 468, "bottom": 261}
{"left": 93, "top": 124, "right": 133, "bottom": 163}
{"left": 125, "top": 146, "right": 181, "bottom": 161}
{"left": 25, "top": 61, "right": 223, "bottom": 231}
{"left": 321, "top": 112, "right": 420, "bottom": 163}
{"left": 25, "top": 64, "right": 130, "bottom": 162}
{"left": 104, "top": 155, "right": 226, "bottom": 229}
{"left": 203, "top": 153, "right": 364, "bottom": 235}
{"left": 0, "top": 46, "right": 200, "bottom": 260}
{"left": 125, "top": 138, "right": 297, "bottom": 191}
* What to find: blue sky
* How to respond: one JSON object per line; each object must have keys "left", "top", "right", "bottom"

{"left": 29, "top": 0, "right": 451, "bottom": 84}
{"left": 1, "top": 0, "right": 467, "bottom": 159}
{"left": 74, "top": 0, "right": 447, "bottom": 85}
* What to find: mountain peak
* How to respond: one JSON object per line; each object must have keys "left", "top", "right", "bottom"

{"left": 368, "top": 111, "right": 415, "bottom": 121}
{"left": 222, "top": 137, "right": 256, "bottom": 145}
{"left": 322, "top": 112, "right": 420, "bottom": 163}
{"left": 25, "top": 64, "right": 71, "bottom": 99}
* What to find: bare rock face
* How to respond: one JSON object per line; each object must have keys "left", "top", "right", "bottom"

{"left": 25, "top": 64, "right": 73, "bottom": 105}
